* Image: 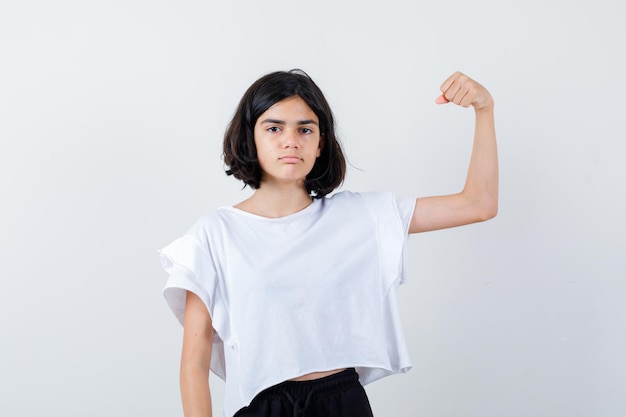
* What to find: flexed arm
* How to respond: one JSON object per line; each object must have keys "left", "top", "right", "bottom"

{"left": 409, "top": 71, "right": 498, "bottom": 233}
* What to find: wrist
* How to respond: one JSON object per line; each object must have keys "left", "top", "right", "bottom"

{"left": 474, "top": 101, "right": 494, "bottom": 113}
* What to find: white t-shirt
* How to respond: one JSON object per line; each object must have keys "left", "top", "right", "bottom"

{"left": 158, "top": 190, "right": 416, "bottom": 417}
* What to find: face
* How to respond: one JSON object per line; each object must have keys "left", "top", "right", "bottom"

{"left": 254, "top": 96, "right": 322, "bottom": 187}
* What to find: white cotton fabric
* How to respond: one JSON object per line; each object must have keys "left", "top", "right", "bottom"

{"left": 158, "top": 190, "right": 416, "bottom": 417}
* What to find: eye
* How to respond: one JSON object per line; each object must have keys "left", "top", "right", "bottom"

{"left": 267, "top": 126, "right": 281, "bottom": 133}
{"left": 299, "top": 127, "right": 313, "bottom": 134}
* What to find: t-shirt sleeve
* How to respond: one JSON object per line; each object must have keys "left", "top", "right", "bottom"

{"left": 395, "top": 195, "right": 416, "bottom": 285}
{"left": 158, "top": 233, "right": 219, "bottom": 327}
{"left": 157, "top": 223, "right": 229, "bottom": 380}
{"left": 359, "top": 192, "right": 416, "bottom": 287}
{"left": 396, "top": 195, "right": 417, "bottom": 235}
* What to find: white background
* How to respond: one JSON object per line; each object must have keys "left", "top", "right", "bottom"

{"left": 1, "top": 1, "right": 624, "bottom": 416}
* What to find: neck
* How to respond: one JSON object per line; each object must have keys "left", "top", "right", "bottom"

{"left": 236, "top": 183, "right": 314, "bottom": 218}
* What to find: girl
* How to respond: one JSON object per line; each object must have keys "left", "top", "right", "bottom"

{"left": 159, "top": 69, "right": 497, "bottom": 417}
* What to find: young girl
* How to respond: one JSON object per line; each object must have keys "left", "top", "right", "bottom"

{"left": 159, "top": 69, "right": 498, "bottom": 417}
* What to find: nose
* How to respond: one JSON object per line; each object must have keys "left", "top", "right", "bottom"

{"left": 281, "top": 129, "right": 299, "bottom": 148}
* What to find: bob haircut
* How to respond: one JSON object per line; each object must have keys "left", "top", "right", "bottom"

{"left": 223, "top": 69, "right": 346, "bottom": 198}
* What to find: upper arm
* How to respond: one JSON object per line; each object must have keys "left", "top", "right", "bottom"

{"left": 409, "top": 193, "right": 497, "bottom": 234}
{"left": 181, "top": 291, "right": 214, "bottom": 370}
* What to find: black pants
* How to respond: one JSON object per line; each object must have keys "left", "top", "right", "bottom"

{"left": 233, "top": 368, "right": 374, "bottom": 417}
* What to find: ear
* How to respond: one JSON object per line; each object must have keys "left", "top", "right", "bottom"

{"left": 317, "top": 134, "right": 324, "bottom": 157}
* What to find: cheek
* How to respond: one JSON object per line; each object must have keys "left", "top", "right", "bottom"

{"left": 257, "top": 144, "right": 273, "bottom": 160}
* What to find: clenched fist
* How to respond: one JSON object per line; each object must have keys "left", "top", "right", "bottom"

{"left": 436, "top": 71, "right": 493, "bottom": 111}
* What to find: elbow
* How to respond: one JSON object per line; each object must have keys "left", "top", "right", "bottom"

{"left": 484, "top": 206, "right": 498, "bottom": 221}
{"left": 478, "top": 200, "right": 498, "bottom": 222}
{"left": 469, "top": 193, "right": 497, "bottom": 222}
{"left": 475, "top": 187, "right": 498, "bottom": 222}
{"left": 464, "top": 185, "right": 498, "bottom": 223}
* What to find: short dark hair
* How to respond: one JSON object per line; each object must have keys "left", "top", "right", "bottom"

{"left": 223, "top": 69, "right": 346, "bottom": 198}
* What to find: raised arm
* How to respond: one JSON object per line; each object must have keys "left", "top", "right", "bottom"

{"left": 180, "top": 291, "right": 214, "bottom": 417}
{"left": 409, "top": 71, "right": 498, "bottom": 234}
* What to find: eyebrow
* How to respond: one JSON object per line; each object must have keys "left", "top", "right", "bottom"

{"left": 259, "top": 118, "right": 319, "bottom": 126}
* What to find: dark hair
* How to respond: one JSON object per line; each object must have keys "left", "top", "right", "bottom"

{"left": 223, "top": 69, "right": 346, "bottom": 198}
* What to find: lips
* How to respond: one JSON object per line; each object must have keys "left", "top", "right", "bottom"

{"left": 279, "top": 155, "right": 302, "bottom": 163}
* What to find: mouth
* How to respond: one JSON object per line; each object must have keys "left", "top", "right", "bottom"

{"left": 279, "top": 155, "right": 303, "bottom": 163}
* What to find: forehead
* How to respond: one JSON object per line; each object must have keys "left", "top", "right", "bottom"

{"left": 258, "top": 96, "right": 318, "bottom": 122}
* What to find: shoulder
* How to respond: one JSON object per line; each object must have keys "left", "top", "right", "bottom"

{"left": 324, "top": 190, "right": 391, "bottom": 203}
{"left": 325, "top": 190, "right": 397, "bottom": 207}
{"left": 181, "top": 207, "right": 237, "bottom": 247}
{"left": 188, "top": 205, "right": 243, "bottom": 229}
{"left": 326, "top": 190, "right": 415, "bottom": 228}
{"left": 320, "top": 191, "right": 407, "bottom": 223}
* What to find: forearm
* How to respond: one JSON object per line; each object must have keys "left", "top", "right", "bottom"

{"left": 462, "top": 103, "right": 498, "bottom": 220}
{"left": 180, "top": 291, "right": 214, "bottom": 417}
{"left": 180, "top": 364, "right": 212, "bottom": 417}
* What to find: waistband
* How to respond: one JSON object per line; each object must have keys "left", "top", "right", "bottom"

{"left": 256, "top": 368, "right": 360, "bottom": 401}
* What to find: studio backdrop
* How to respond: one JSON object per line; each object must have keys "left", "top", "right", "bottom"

{"left": 0, "top": 1, "right": 624, "bottom": 416}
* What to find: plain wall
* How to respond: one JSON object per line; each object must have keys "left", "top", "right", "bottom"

{"left": 1, "top": 1, "right": 624, "bottom": 416}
